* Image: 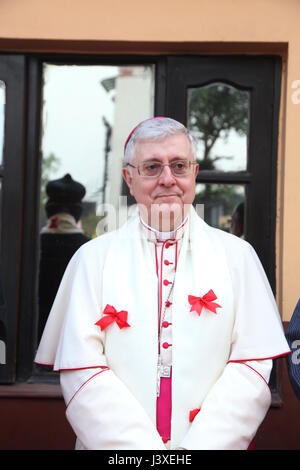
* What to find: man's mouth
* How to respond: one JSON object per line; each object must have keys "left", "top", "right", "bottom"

{"left": 155, "top": 193, "right": 180, "bottom": 198}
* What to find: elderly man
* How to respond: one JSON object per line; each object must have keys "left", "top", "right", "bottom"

{"left": 35, "top": 117, "right": 290, "bottom": 450}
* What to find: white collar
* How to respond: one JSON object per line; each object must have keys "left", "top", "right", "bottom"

{"left": 139, "top": 216, "right": 188, "bottom": 242}
{"left": 41, "top": 212, "right": 83, "bottom": 234}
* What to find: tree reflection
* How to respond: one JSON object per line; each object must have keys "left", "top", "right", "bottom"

{"left": 188, "top": 82, "right": 249, "bottom": 169}
{"left": 188, "top": 83, "right": 248, "bottom": 231}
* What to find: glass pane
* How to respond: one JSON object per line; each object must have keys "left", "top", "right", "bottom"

{"left": 37, "top": 63, "right": 155, "bottom": 345}
{"left": 187, "top": 82, "right": 249, "bottom": 172}
{"left": 195, "top": 183, "right": 245, "bottom": 238}
{"left": 0, "top": 80, "right": 5, "bottom": 165}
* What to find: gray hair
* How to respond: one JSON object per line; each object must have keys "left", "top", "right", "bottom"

{"left": 123, "top": 117, "right": 197, "bottom": 166}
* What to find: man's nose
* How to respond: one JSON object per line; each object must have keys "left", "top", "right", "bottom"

{"left": 158, "top": 165, "right": 176, "bottom": 185}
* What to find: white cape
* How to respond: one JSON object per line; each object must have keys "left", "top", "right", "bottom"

{"left": 35, "top": 207, "right": 290, "bottom": 446}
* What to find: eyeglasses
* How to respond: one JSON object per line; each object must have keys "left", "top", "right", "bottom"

{"left": 127, "top": 160, "right": 197, "bottom": 178}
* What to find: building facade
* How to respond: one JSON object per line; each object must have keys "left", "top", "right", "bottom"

{"left": 0, "top": 0, "right": 299, "bottom": 449}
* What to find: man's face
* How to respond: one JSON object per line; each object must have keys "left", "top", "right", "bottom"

{"left": 122, "top": 133, "right": 199, "bottom": 230}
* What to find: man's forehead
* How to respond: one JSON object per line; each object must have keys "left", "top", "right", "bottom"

{"left": 134, "top": 134, "right": 192, "bottom": 159}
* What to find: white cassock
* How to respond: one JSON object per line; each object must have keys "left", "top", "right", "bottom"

{"left": 35, "top": 206, "right": 290, "bottom": 450}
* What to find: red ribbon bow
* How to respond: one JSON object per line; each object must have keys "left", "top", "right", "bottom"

{"left": 189, "top": 408, "right": 201, "bottom": 423}
{"left": 188, "top": 289, "right": 221, "bottom": 316}
{"left": 95, "top": 304, "right": 130, "bottom": 331}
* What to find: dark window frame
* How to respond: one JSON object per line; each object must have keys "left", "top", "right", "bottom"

{"left": 165, "top": 55, "right": 281, "bottom": 289}
{"left": 0, "top": 54, "right": 26, "bottom": 384}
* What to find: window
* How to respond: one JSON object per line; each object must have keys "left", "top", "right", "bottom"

{"left": 165, "top": 55, "right": 282, "bottom": 398}
{"left": 0, "top": 53, "right": 283, "bottom": 402}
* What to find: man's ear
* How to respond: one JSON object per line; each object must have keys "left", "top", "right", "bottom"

{"left": 122, "top": 167, "right": 133, "bottom": 195}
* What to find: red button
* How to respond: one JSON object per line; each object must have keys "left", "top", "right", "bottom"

{"left": 162, "top": 342, "right": 171, "bottom": 349}
{"left": 163, "top": 280, "right": 171, "bottom": 286}
{"left": 162, "top": 321, "right": 170, "bottom": 328}
{"left": 165, "top": 301, "right": 172, "bottom": 307}
{"left": 164, "top": 260, "right": 170, "bottom": 265}
{"left": 165, "top": 242, "right": 170, "bottom": 248}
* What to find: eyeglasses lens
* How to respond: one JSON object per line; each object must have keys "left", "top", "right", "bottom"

{"left": 140, "top": 161, "right": 191, "bottom": 177}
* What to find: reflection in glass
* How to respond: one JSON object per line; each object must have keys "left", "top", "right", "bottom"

{"left": 38, "top": 173, "right": 91, "bottom": 342}
{"left": 37, "top": 64, "right": 155, "bottom": 349}
{"left": 40, "top": 64, "right": 155, "bottom": 237}
{"left": 0, "top": 80, "right": 5, "bottom": 165}
{"left": 187, "top": 82, "right": 249, "bottom": 172}
{"left": 195, "top": 183, "right": 245, "bottom": 237}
